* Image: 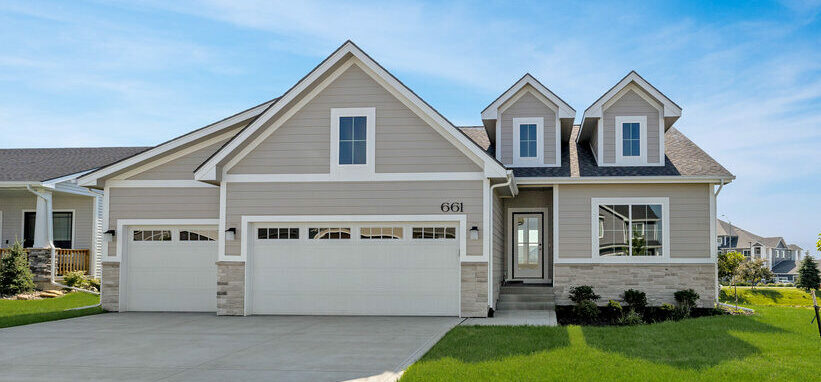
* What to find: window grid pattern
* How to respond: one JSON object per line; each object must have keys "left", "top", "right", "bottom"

{"left": 360, "top": 227, "right": 403, "bottom": 240}
{"left": 412, "top": 227, "right": 456, "bottom": 239}
{"left": 258, "top": 228, "right": 300, "bottom": 240}
{"left": 309, "top": 227, "right": 351, "bottom": 240}
{"left": 180, "top": 230, "right": 216, "bottom": 241}
{"left": 133, "top": 230, "right": 171, "bottom": 241}
{"left": 339, "top": 116, "right": 367, "bottom": 165}
{"left": 598, "top": 203, "right": 662, "bottom": 257}
{"left": 622, "top": 122, "right": 641, "bottom": 157}
{"left": 519, "top": 124, "right": 538, "bottom": 158}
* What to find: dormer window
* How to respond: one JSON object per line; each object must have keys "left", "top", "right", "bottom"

{"left": 512, "top": 117, "right": 544, "bottom": 165}
{"left": 615, "top": 116, "right": 647, "bottom": 165}
{"left": 330, "top": 107, "right": 375, "bottom": 176}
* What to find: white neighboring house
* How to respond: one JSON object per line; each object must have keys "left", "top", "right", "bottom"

{"left": 716, "top": 219, "right": 805, "bottom": 282}
{"left": 0, "top": 147, "right": 148, "bottom": 278}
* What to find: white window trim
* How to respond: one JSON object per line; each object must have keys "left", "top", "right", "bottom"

{"left": 21, "top": 208, "right": 76, "bottom": 249}
{"left": 590, "top": 197, "right": 670, "bottom": 263}
{"left": 614, "top": 115, "right": 648, "bottom": 166}
{"left": 330, "top": 107, "right": 376, "bottom": 178}
{"left": 512, "top": 117, "right": 544, "bottom": 166}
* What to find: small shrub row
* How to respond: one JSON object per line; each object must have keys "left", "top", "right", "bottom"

{"left": 63, "top": 271, "right": 100, "bottom": 292}
{"left": 559, "top": 286, "right": 718, "bottom": 326}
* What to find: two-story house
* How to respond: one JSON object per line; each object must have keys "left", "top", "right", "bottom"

{"left": 76, "top": 41, "right": 733, "bottom": 316}
{"left": 717, "top": 219, "right": 806, "bottom": 282}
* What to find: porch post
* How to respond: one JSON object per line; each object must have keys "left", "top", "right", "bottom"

{"left": 27, "top": 187, "right": 54, "bottom": 248}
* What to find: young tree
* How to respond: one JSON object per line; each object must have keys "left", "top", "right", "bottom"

{"left": 0, "top": 241, "right": 35, "bottom": 296}
{"left": 718, "top": 251, "right": 745, "bottom": 305}
{"left": 736, "top": 258, "right": 774, "bottom": 289}
{"left": 797, "top": 255, "right": 821, "bottom": 292}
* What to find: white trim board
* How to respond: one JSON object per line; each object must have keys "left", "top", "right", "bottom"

{"left": 481, "top": 74, "right": 575, "bottom": 120}
{"left": 222, "top": 172, "right": 486, "bottom": 183}
{"left": 197, "top": 41, "right": 507, "bottom": 182}
{"left": 110, "top": 219, "right": 220, "bottom": 263}
{"left": 21, "top": 209, "right": 76, "bottom": 249}
{"left": 511, "top": 117, "right": 545, "bottom": 167}
{"left": 329, "top": 107, "right": 376, "bottom": 178}
{"left": 614, "top": 115, "right": 648, "bottom": 166}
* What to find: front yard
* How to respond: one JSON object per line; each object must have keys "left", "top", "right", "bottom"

{"left": 401, "top": 291, "right": 821, "bottom": 381}
{"left": 0, "top": 292, "right": 102, "bottom": 329}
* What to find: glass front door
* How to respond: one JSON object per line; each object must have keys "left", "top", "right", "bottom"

{"left": 513, "top": 213, "right": 543, "bottom": 279}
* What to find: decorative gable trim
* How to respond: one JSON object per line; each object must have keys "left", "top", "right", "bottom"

{"left": 195, "top": 41, "right": 507, "bottom": 181}
{"left": 481, "top": 74, "right": 575, "bottom": 120}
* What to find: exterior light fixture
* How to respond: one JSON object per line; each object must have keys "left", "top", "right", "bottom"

{"left": 469, "top": 226, "right": 479, "bottom": 240}
{"left": 104, "top": 229, "right": 116, "bottom": 242}
{"left": 225, "top": 228, "right": 237, "bottom": 241}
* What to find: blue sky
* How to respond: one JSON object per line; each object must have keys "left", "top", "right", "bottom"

{"left": 1, "top": 1, "right": 819, "bottom": 254}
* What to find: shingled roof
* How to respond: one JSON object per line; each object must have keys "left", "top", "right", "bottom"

{"left": 0, "top": 147, "right": 151, "bottom": 182}
{"left": 456, "top": 125, "right": 733, "bottom": 179}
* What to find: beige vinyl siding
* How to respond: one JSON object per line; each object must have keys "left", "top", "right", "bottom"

{"left": 557, "top": 183, "right": 711, "bottom": 259}
{"left": 602, "top": 89, "right": 660, "bottom": 164}
{"left": 53, "top": 194, "right": 94, "bottom": 250}
{"left": 0, "top": 191, "right": 94, "bottom": 250}
{"left": 492, "top": 190, "right": 504, "bottom": 306}
{"left": 225, "top": 181, "right": 483, "bottom": 258}
{"left": 106, "top": 187, "right": 219, "bottom": 257}
{"left": 590, "top": 124, "right": 599, "bottom": 161}
{"left": 499, "top": 89, "right": 558, "bottom": 165}
{"left": 129, "top": 137, "right": 233, "bottom": 180}
{"left": 230, "top": 63, "right": 479, "bottom": 174}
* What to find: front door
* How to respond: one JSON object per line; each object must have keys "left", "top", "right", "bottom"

{"left": 513, "top": 213, "right": 543, "bottom": 279}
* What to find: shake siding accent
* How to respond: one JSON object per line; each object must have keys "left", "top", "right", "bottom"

{"left": 557, "top": 184, "right": 711, "bottom": 259}
{"left": 129, "top": 138, "right": 233, "bottom": 180}
{"left": 225, "top": 181, "right": 483, "bottom": 258}
{"left": 229, "top": 64, "right": 479, "bottom": 174}
{"left": 499, "top": 90, "right": 558, "bottom": 165}
{"left": 106, "top": 187, "right": 219, "bottom": 256}
{"left": 0, "top": 192, "right": 94, "bottom": 250}
{"left": 602, "top": 89, "right": 660, "bottom": 163}
{"left": 492, "top": 191, "right": 504, "bottom": 306}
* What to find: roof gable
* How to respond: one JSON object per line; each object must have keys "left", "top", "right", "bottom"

{"left": 578, "top": 71, "right": 682, "bottom": 142}
{"left": 481, "top": 74, "right": 575, "bottom": 120}
{"left": 195, "top": 41, "right": 506, "bottom": 181}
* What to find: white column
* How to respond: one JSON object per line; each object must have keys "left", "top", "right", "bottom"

{"left": 28, "top": 187, "right": 53, "bottom": 249}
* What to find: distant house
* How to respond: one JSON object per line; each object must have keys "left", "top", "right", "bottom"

{"left": 0, "top": 147, "right": 148, "bottom": 277}
{"left": 716, "top": 219, "right": 805, "bottom": 282}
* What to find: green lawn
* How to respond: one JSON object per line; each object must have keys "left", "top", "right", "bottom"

{"left": 719, "top": 286, "right": 820, "bottom": 307}
{"left": 0, "top": 292, "right": 102, "bottom": 329}
{"left": 401, "top": 303, "right": 821, "bottom": 380}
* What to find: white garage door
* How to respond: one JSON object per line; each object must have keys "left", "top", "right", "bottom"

{"left": 249, "top": 222, "right": 460, "bottom": 316}
{"left": 125, "top": 226, "right": 217, "bottom": 312}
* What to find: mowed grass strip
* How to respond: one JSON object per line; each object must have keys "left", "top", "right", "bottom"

{"left": 720, "top": 286, "right": 820, "bottom": 307}
{"left": 0, "top": 292, "right": 102, "bottom": 328}
{"left": 401, "top": 306, "right": 821, "bottom": 381}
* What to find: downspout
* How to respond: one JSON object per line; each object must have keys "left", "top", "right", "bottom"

{"left": 488, "top": 171, "right": 515, "bottom": 315}
{"left": 27, "top": 186, "right": 100, "bottom": 297}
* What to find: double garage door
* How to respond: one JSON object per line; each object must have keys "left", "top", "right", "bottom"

{"left": 124, "top": 221, "right": 460, "bottom": 315}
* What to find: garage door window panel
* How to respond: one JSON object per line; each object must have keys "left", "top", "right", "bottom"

{"left": 132, "top": 230, "right": 172, "bottom": 241}
{"left": 258, "top": 227, "right": 300, "bottom": 240}
{"left": 361, "top": 227, "right": 403, "bottom": 240}
{"left": 309, "top": 227, "right": 351, "bottom": 240}
{"left": 180, "top": 230, "right": 216, "bottom": 241}
{"left": 412, "top": 226, "right": 456, "bottom": 239}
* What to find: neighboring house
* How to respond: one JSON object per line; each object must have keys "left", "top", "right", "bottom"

{"left": 717, "top": 219, "right": 805, "bottom": 282}
{"left": 78, "top": 41, "right": 733, "bottom": 317}
{"left": 0, "top": 147, "right": 148, "bottom": 278}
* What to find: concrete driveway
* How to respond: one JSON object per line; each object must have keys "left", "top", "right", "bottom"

{"left": 0, "top": 313, "right": 461, "bottom": 382}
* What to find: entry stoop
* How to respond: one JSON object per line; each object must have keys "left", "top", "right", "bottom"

{"left": 496, "top": 284, "right": 556, "bottom": 311}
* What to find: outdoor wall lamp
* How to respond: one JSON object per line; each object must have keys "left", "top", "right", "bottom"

{"left": 225, "top": 228, "right": 237, "bottom": 241}
{"left": 469, "top": 226, "right": 479, "bottom": 240}
{"left": 104, "top": 229, "right": 116, "bottom": 242}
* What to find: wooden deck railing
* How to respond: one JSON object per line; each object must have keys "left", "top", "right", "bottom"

{"left": 0, "top": 248, "right": 90, "bottom": 275}
{"left": 55, "top": 249, "right": 91, "bottom": 275}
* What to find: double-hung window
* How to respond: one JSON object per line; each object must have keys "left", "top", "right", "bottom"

{"left": 512, "top": 117, "right": 543, "bottom": 165}
{"left": 614, "top": 116, "right": 647, "bottom": 165}
{"left": 593, "top": 198, "right": 669, "bottom": 260}
{"left": 331, "top": 107, "right": 375, "bottom": 176}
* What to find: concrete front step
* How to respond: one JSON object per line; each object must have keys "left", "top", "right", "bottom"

{"left": 498, "top": 293, "right": 555, "bottom": 303}
{"left": 500, "top": 286, "right": 555, "bottom": 295}
{"left": 496, "top": 301, "right": 556, "bottom": 311}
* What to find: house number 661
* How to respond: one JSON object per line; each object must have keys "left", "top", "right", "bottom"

{"left": 440, "top": 202, "right": 463, "bottom": 213}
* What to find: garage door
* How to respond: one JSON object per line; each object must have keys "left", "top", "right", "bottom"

{"left": 249, "top": 222, "right": 460, "bottom": 316}
{"left": 125, "top": 226, "right": 217, "bottom": 312}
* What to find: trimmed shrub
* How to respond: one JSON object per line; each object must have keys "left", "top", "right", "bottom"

{"left": 622, "top": 289, "right": 647, "bottom": 311}
{"left": 573, "top": 300, "right": 599, "bottom": 323}
{"left": 618, "top": 309, "right": 644, "bottom": 326}
{"left": 0, "top": 241, "right": 35, "bottom": 296}
{"left": 605, "top": 299, "right": 623, "bottom": 323}
{"left": 674, "top": 289, "right": 700, "bottom": 318}
{"left": 569, "top": 285, "right": 600, "bottom": 304}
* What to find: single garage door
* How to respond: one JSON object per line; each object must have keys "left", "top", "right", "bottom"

{"left": 249, "top": 222, "right": 460, "bottom": 316}
{"left": 125, "top": 226, "right": 217, "bottom": 312}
